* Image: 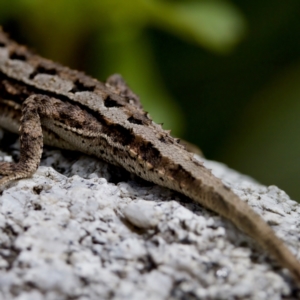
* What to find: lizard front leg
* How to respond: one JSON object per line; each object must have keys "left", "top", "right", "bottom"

{"left": 0, "top": 95, "right": 44, "bottom": 185}
{"left": 0, "top": 94, "right": 95, "bottom": 187}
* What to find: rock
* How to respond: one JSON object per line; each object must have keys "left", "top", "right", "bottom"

{"left": 0, "top": 135, "right": 299, "bottom": 299}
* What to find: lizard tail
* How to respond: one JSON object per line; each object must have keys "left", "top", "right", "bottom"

{"left": 190, "top": 182, "right": 300, "bottom": 283}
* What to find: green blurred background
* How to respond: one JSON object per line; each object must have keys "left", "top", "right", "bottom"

{"left": 1, "top": 0, "right": 300, "bottom": 200}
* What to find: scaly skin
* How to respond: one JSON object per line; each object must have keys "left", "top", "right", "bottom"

{"left": 0, "top": 28, "right": 299, "bottom": 282}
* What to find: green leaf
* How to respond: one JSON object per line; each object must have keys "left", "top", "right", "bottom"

{"left": 146, "top": 0, "right": 247, "bottom": 52}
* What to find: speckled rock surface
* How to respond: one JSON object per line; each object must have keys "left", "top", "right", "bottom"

{"left": 0, "top": 131, "right": 300, "bottom": 300}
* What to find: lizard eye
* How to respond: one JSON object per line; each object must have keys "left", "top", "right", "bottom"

{"left": 0, "top": 42, "right": 6, "bottom": 47}
{"left": 69, "top": 79, "right": 95, "bottom": 93}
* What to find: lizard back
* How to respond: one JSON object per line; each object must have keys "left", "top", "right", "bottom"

{"left": 0, "top": 29, "right": 300, "bottom": 283}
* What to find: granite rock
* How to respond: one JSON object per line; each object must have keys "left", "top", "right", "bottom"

{"left": 0, "top": 131, "right": 299, "bottom": 300}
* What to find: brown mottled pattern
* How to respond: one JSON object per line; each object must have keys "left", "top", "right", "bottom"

{"left": 0, "top": 28, "right": 300, "bottom": 283}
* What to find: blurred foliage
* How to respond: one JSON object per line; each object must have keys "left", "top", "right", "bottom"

{"left": 0, "top": 0, "right": 246, "bottom": 135}
{"left": 1, "top": 0, "right": 300, "bottom": 200}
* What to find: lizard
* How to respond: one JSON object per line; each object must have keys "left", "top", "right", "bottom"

{"left": 0, "top": 28, "right": 300, "bottom": 283}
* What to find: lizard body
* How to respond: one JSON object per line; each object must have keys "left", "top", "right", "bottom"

{"left": 0, "top": 29, "right": 300, "bottom": 282}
